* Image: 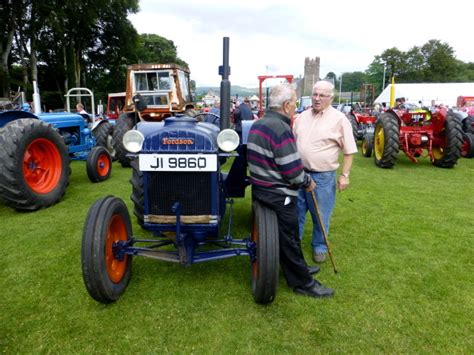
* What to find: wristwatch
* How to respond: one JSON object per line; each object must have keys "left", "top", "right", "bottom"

{"left": 340, "top": 172, "right": 350, "bottom": 178}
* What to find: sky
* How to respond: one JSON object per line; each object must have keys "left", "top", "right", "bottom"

{"left": 128, "top": 0, "right": 473, "bottom": 88}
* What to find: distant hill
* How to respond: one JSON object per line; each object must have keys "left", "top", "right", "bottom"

{"left": 195, "top": 85, "right": 259, "bottom": 98}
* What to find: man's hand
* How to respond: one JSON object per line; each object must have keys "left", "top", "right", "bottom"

{"left": 337, "top": 175, "right": 349, "bottom": 191}
{"left": 305, "top": 179, "right": 316, "bottom": 192}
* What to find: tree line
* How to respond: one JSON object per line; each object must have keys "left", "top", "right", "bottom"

{"left": 2, "top": 1, "right": 474, "bottom": 109}
{"left": 326, "top": 39, "right": 474, "bottom": 95}
{"left": 0, "top": 0, "right": 188, "bottom": 110}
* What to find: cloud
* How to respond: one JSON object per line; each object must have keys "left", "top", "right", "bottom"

{"left": 129, "top": 0, "right": 473, "bottom": 88}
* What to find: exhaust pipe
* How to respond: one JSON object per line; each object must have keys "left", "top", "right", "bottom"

{"left": 219, "top": 37, "right": 231, "bottom": 130}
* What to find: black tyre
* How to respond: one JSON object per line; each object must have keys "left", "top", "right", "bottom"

{"left": 346, "top": 113, "right": 359, "bottom": 142}
{"left": 130, "top": 158, "right": 145, "bottom": 227}
{"left": 81, "top": 196, "right": 132, "bottom": 303}
{"left": 93, "top": 121, "right": 115, "bottom": 159}
{"left": 462, "top": 115, "right": 474, "bottom": 133}
{"left": 86, "top": 146, "right": 112, "bottom": 182}
{"left": 432, "top": 112, "right": 463, "bottom": 168}
{"left": 0, "top": 118, "right": 70, "bottom": 211}
{"left": 461, "top": 132, "right": 474, "bottom": 158}
{"left": 251, "top": 200, "right": 279, "bottom": 304}
{"left": 374, "top": 112, "right": 399, "bottom": 168}
{"left": 112, "top": 113, "right": 135, "bottom": 167}
{"left": 361, "top": 133, "right": 373, "bottom": 157}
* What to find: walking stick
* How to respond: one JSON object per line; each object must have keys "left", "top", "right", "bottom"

{"left": 310, "top": 190, "right": 338, "bottom": 274}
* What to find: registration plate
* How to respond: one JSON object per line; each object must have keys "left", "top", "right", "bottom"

{"left": 139, "top": 154, "right": 218, "bottom": 172}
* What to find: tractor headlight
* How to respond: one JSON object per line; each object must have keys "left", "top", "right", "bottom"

{"left": 123, "top": 130, "right": 144, "bottom": 153}
{"left": 217, "top": 129, "right": 239, "bottom": 152}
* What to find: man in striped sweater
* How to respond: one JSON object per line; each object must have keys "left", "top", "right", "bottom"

{"left": 247, "top": 83, "right": 334, "bottom": 299}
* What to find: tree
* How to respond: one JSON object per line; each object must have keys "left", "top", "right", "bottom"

{"left": 135, "top": 34, "right": 188, "bottom": 68}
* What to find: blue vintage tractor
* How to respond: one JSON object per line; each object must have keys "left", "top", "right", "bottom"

{"left": 0, "top": 84, "right": 112, "bottom": 211}
{"left": 81, "top": 38, "right": 279, "bottom": 304}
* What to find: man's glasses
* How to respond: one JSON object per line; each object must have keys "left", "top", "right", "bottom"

{"left": 312, "top": 93, "right": 331, "bottom": 99}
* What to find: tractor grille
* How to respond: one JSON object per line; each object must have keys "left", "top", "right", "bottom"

{"left": 146, "top": 172, "right": 212, "bottom": 216}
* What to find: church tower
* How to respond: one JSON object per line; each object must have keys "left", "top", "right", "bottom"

{"left": 303, "top": 57, "right": 320, "bottom": 96}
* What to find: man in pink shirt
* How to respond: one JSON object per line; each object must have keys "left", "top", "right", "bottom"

{"left": 293, "top": 81, "right": 357, "bottom": 263}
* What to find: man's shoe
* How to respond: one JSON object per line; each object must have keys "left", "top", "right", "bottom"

{"left": 294, "top": 280, "right": 334, "bottom": 298}
{"left": 307, "top": 265, "right": 320, "bottom": 275}
{"left": 313, "top": 252, "right": 326, "bottom": 263}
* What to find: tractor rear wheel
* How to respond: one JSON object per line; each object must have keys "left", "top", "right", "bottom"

{"left": 86, "top": 146, "right": 112, "bottom": 182}
{"left": 81, "top": 196, "right": 132, "bottom": 303}
{"left": 432, "top": 112, "right": 463, "bottom": 168}
{"left": 93, "top": 121, "right": 115, "bottom": 159}
{"left": 112, "top": 113, "right": 135, "bottom": 167}
{"left": 130, "top": 158, "right": 145, "bottom": 227}
{"left": 461, "top": 132, "right": 474, "bottom": 158}
{"left": 374, "top": 112, "right": 399, "bottom": 168}
{"left": 361, "top": 133, "right": 373, "bottom": 157}
{"left": 251, "top": 200, "right": 279, "bottom": 304}
{"left": 346, "top": 113, "right": 359, "bottom": 142}
{"left": 0, "top": 118, "right": 70, "bottom": 211}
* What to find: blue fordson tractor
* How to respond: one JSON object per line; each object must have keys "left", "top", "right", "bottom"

{"left": 81, "top": 38, "right": 279, "bottom": 304}
{"left": 0, "top": 84, "right": 112, "bottom": 211}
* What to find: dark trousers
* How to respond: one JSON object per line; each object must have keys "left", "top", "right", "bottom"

{"left": 253, "top": 188, "right": 313, "bottom": 288}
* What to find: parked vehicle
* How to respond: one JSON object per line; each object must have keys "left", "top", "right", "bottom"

{"left": 81, "top": 38, "right": 279, "bottom": 305}
{"left": 373, "top": 104, "right": 463, "bottom": 168}
{"left": 105, "top": 92, "right": 126, "bottom": 120}
{"left": 112, "top": 63, "right": 195, "bottom": 167}
{"left": 0, "top": 83, "right": 112, "bottom": 211}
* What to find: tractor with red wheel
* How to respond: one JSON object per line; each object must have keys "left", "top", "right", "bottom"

{"left": 0, "top": 83, "right": 112, "bottom": 211}
{"left": 81, "top": 37, "right": 280, "bottom": 305}
{"left": 373, "top": 103, "right": 463, "bottom": 168}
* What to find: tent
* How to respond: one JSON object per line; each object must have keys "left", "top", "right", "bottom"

{"left": 374, "top": 83, "right": 474, "bottom": 107}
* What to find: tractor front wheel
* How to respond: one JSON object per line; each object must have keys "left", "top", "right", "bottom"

{"left": 86, "top": 146, "right": 112, "bottom": 182}
{"left": 432, "top": 112, "right": 463, "bottom": 168}
{"left": 251, "top": 200, "right": 279, "bottom": 304}
{"left": 374, "top": 112, "right": 399, "bottom": 168}
{"left": 461, "top": 132, "right": 474, "bottom": 158}
{"left": 347, "top": 113, "right": 359, "bottom": 142}
{"left": 81, "top": 196, "right": 133, "bottom": 303}
{"left": 361, "top": 133, "right": 373, "bottom": 158}
{"left": 0, "top": 118, "right": 70, "bottom": 211}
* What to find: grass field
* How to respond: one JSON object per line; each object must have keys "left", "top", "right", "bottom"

{"left": 1, "top": 151, "right": 473, "bottom": 353}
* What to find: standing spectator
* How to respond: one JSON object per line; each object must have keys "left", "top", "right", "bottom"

{"left": 233, "top": 98, "right": 253, "bottom": 137}
{"left": 247, "top": 83, "right": 334, "bottom": 298}
{"left": 293, "top": 80, "right": 357, "bottom": 264}
{"left": 205, "top": 101, "right": 220, "bottom": 126}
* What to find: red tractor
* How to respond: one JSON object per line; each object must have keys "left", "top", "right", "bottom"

{"left": 346, "top": 107, "right": 378, "bottom": 157}
{"left": 373, "top": 104, "right": 463, "bottom": 168}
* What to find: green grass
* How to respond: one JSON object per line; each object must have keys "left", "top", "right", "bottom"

{"left": 1, "top": 153, "right": 473, "bottom": 353}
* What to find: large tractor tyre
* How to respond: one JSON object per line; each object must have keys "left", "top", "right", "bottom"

{"left": 461, "top": 132, "right": 474, "bottom": 158}
{"left": 112, "top": 113, "right": 135, "bottom": 167}
{"left": 361, "top": 133, "right": 373, "bottom": 158}
{"left": 347, "top": 113, "right": 359, "bottom": 142}
{"left": 432, "top": 112, "right": 463, "bottom": 168}
{"left": 0, "top": 118, "right": 70, "bottom": 211}
{"left": 462, "top": 116, "right": 474, "bottom": 134}
{"left": 251, "top": 200, "right": 279, "bottom": 304}
{"left": 92, "top": 121, "right": 115, "bottom": 159}
{"left": 374, "top": 112, "right": 400, "bottom": 168}
{"left": 86, "top": 146, "right": 112, "bottom": 183}
{"left": 130, "top": 159, "right": 145, "bottom": 228}
{"left": 81, "top": 196, "right": 133, "bottom": 304}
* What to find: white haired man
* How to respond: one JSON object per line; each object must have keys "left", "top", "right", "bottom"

{"left": 293, "top": 81, "right": 357, "bottom": 263}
